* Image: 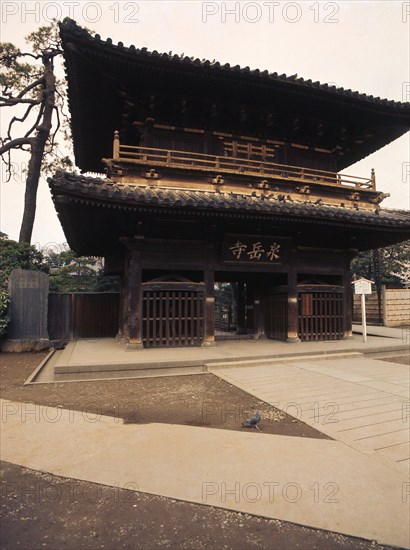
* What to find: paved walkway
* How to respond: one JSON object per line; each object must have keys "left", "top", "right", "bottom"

{"left": 1, "top": 397, "right": 409, "bottom": 548}
{"left": 31, "top": 327, "right": 409, "bottom": 383}
{"left": 209, "top": 356, "right": 410, "bottom": 471}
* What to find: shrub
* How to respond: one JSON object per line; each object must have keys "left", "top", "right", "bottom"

{"left": 0, "top": 290, "right": 9, "bottom": 338}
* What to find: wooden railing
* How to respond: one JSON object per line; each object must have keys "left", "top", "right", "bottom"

{"left": 111, "top": 132, "right": 375, "bottom": 190}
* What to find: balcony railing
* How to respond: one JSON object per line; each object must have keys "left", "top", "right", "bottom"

{"left": 110, "top": 132, "right": 375, "bottom": 191}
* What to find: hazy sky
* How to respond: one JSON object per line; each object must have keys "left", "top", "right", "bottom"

{"left": 1, "top": 0, "right": 409, "bottom": 251}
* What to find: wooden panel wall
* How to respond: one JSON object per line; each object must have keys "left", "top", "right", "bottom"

{"left": 48, "top": 293, "right": 120, "bottom": 340}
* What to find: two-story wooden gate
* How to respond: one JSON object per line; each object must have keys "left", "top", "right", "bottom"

{"left": 142, "top": 277, "right": 205, "bottom": 347}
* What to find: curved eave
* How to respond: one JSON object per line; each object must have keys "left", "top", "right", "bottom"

{"left": 48, "top": 173, "right": 410, "bottom": 255}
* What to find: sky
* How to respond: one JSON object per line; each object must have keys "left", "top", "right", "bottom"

{"left": 0, "top": 0, "right": 409, "bottom": 252}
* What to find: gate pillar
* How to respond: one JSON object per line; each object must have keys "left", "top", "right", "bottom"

{"left": 204, "top": 268, "right": 215, "bottom": 346}
{"left": 343, "top": 255, "right": 353, "bottom": 339}
{"left": 287, "top": 249, "right": 300, "bottom": 343}
{"left": 128, "top": 247, "right": 143, "bottom": 349}
{"left": 121, "top": 238, "right": 144, "bottom": 349}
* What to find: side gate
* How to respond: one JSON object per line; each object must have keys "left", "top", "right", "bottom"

{"left": 142, "top": 278, "right": 205, "bottom": 347}
{"left": 298, "top": 285, "right": 344, "bottom": 341}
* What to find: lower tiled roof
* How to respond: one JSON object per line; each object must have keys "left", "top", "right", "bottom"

{"left": 48, "top": 172, "right": 410, "bottom": 229}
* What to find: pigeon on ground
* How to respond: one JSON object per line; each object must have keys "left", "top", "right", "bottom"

{"left": 242, "top": 410, "right": 261, "bottom": 430}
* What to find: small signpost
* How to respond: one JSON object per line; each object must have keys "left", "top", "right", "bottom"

{"left": 353, "top": 278, "right": 373, "bottom": 343}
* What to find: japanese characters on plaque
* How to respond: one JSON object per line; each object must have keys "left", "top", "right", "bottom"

{"left": 222, "top": 235, "right": 287, "bottom": 264}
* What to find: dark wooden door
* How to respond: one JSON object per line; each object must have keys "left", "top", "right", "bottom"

{"left": 298, "top": 290, "right": 344, "bottom": 341}
{"left": 264, "top": 293, "right": 288, "bottom": 341}
{"left": 142, "top": 288, "right": 204, "bottom": 347}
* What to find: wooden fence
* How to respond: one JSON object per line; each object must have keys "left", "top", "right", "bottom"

{"left": 353, "top": 287, "right": 410, "bottom": 327}
{"left": 48, "top": 293, "right": 120, "bottom": 340}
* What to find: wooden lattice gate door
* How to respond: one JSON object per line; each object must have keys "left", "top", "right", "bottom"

{"left": 264, "top": 293, "right": 288, "bottom": 341}
{"left": 298, "top": 285, "right": 344, "bottom": 341}
{"left": 142, "top": 279, "right": 205, "bottom": 347}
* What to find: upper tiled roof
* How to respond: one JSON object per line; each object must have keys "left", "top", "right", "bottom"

{"left": 60, "top": 18, "right": 409, "bottom": 111}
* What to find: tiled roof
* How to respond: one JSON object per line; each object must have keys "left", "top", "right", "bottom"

{"left": 60, "top": 18, "right": 409, "bottom": 111}
{"left": 49, "top": 172, "right": 410, "bottom": 229}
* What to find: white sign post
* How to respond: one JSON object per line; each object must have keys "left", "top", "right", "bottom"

{"left": 353, "top": 278, "right": 373, "bottom": 343}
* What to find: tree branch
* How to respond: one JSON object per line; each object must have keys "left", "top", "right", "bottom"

{"left": 7, "top": 103, "right": 36, "bottom": 140}
{"left": 50, "top": 105, "right": 61, "bottom": 146}
{"left": 17, "top": 77, "right": 45, "bottom": 99}
{"left": 0, "top": 97, "right": 42, "bottom": 106}
{"left": 18, "top": 52, "right": 41, "bottom": 60}
{"left": 24, "top": 103, "right": 45, "bottom": 138}
{"left": 0, "top": 137, "right": 33, "bottom": 156}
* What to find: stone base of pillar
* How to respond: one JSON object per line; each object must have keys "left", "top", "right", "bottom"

{"left": 202, "top": 340, "right": 217, "bottom": 347}
{"left": 287, "top": 336, "right": 301, "bottom": 343}
{"left": 126, "top": 342, "right": 144, "bottom": 351}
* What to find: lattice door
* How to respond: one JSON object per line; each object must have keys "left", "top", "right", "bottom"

{"left": 142, "top": 288, "right": 204, "bottom": 347}
{"left": 298, "top": 291, "right": 344, "bottom": 341}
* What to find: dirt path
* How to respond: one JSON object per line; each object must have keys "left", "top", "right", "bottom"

{"left": 0, "top": 352, "right": 329, "bottom": 439}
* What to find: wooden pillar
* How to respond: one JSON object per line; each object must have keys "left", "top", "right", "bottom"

{"left": 246, "top": 285, "right": 255, "bottom": 332}
{"left": 236, "top": 281, "right": 247, "bottom": 334}
{"left": 287, "top": 248, "right": 300, "bottom": 342}
{"left": 127, "top": 247, "right": 143, "bottom": 349}
{"left": 117, "top": 274, "right": 127, "bottom": 341}
{"left": 204, "top": 268, "right": 215, "bottom": 346}
{"left": 113, "top": 130, "right": 120, "bottom": 159}
{"left": 343, "top": 254, "right": 354, "bottom": 339}
{"left": 253, "top": 292, "right": 265, "bottom": 339}
{"left": 203, "top": 241, "right": 216, "bottom": 346}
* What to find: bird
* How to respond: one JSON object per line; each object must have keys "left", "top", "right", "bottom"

{"left": 242, "top": 410, "right": 261, "bottom": 430}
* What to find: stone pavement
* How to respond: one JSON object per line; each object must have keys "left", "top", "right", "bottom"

{"left": 1, "top": 398, "right": 409, "bottom": 548}
{"left": 209, "top": 356, "right": 410, "bottom": 472}
{"left": 30, "top": 327, "right": 410, "bottom": 383}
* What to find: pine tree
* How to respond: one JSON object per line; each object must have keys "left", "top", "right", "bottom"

{"left": 0, "top": 21, "right": 73, "bottom": 243}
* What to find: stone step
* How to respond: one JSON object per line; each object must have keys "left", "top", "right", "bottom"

{"left": 54, "top": 365, "right": 206, "bottom": 382}
{"left": 205, "top": 352, "right": 364, "bottom": 371}
{"left": 54, "top": 359, "right": 205, "bottom": 374}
